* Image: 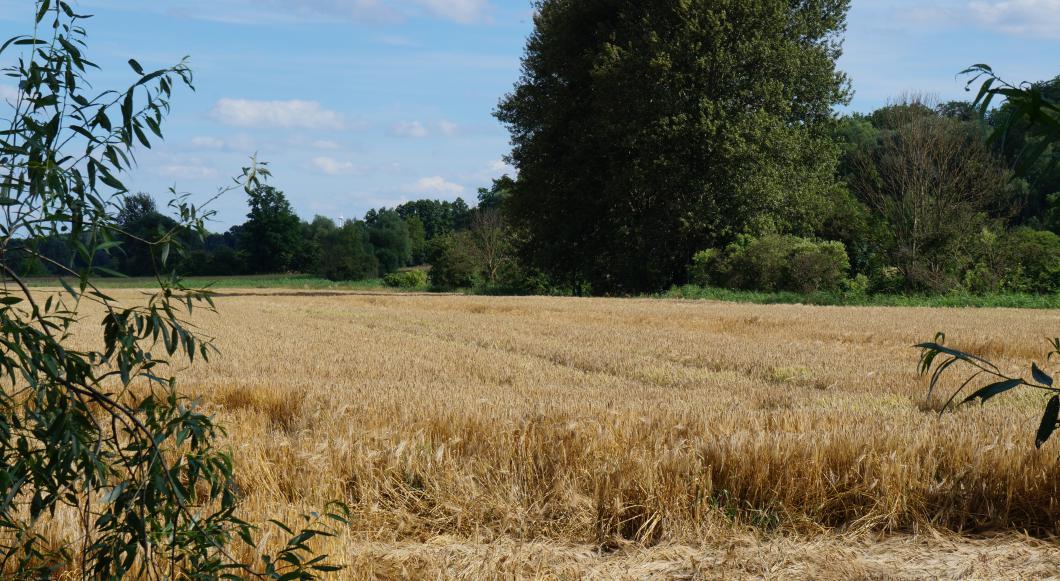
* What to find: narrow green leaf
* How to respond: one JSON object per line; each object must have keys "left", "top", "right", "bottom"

{"left": 1036, "top": 396, "right": 1060, "bottom": 449}
{"left": 962, "top": 378, "right": 1023, "bottom": 405}
{"left": 1032, "top": 363, "right": 1054, "bottom": 387}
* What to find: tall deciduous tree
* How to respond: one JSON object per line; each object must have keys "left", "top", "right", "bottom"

{"left": 116, "top": 193, "right": 179, "bottom": 276}
{"left": 366, "top": 209, "right": 412, "bottom": 275}
{"left": 240, "top": 183, "right": 302, "bottom": 273}
{"left": 497, "top": 0, "right": 852, "bottom": 294}
{"left": 849, "top": 98, "right": 1012, "bottom": 291}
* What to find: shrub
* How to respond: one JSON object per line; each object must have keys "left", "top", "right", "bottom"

{"left": 316, "top": 221, "right": 379, "bottom": 282}
{"left": 384, "top": 269, "right": 429, "bottom": 289}
{"left": 697, "top": 235, "right": 851, "bottom": 293}
{"left": 428, "top": 232, "right": 482, "bottom": 290}
{"left": 844, "top": 273, "right": 870, "bottom": 297}
{"left": 730, "top": 235, "right": 798, "bottom": 291}
{"left": 1003, "top": 228, "right": 1060, "bottom": 293}
{"left": 688, "top": 249, "right": 720, "bottom": 287}
{"left": 869, "top": 266, "right": 904, "bottom": 294}
{"left": 790, "top": 240, "right": 851, "bottom": 293}
{"left": 962, "top": 227, "right": 1060, "bottom": 294}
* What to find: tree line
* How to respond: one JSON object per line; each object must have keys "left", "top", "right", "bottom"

{"left": 12, "top": 175, "right": 521, "bottom": 290}
{"left": 15, "top": 0, "right": 1059, "bottom": 299}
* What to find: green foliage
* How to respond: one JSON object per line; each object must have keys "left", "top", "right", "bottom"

{"left": 383, "top": 269, "right": 428, "bottom": 289}
{"left": 790, "top": 240, "right": 851, "bottom": 294}
{"left": 476, "top": 175, "right": 515, "bottom": 212}
{"left": 366, "top": 209, "right": 412, "bottom": 275}
{"left": 966, "top": 227, "right": 1060, "bottom": 294}
{"left": 843, "top": 273, "right": 871, "bottom": 297}
{"left": 688, "top": 249, "right": 720, "bottom": 287}
{"left": 698, "top": 235, "right": 851, "bottom": 293}
{"left": 427, "top": 232, "right": 481, "bottom": 290}
{"left": 869, "top": 266, "right": 905, "bottom": 295}
{"left": 663, "top": 285, "right": 1060, "bottom": 309}
{"left": 313, "top": 219, "right": 379, "bottom": 282}
{"left": 497, "top": 0, "right": 851, "bottom": 294}
{"left": 844, "top": 99, "right": 1013, "bottom": 292}
{"left": 405, "top": 215, "right": 428, "bottom": 265}
{"left": 965, "top": 66, "right": 1059, "bottom": 176}
{"left": 394, "top": 198, "right": 472, "bottom": 241}
{"left": 1004, "top": 228, "right": 1060, "bottom": 293}
{"left": 0, "top": 5, "right": 347, "bottom": 576}
{"left": 115, "top": 193, "right": 180, "bottom": 276}
{"left": 240, "top": 182, "right": 302, "bottom": 274}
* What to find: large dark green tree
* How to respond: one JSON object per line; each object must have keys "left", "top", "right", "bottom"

{"left": 115, "top": 193, "right": 179, "bottom": 276}
{"left": 240, "top": 183, "right": 302, "bottom": 273}
{"left": 365, "top": 209, "right": 412, "bottom": 275}
{"left": 314, "top": 219, "right": 379, "bottom": 281}
{"left": 497, "top": 0, "right": 852, "bottom": 294}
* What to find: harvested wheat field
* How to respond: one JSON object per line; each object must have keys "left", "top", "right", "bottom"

{"left": 75, "top": 291, "right": 1060, "bottom": 578}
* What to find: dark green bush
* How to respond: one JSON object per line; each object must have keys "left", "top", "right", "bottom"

{"left": 1002, "top": 228, "right": 1060, "bottom": 293}
{"left": 427, "top": 232, "right": 481, "bottom": 290}
{"left": 383, "top": 269, "right": 429, "bottom": 289}
{"left": 869, "top": 266, "right": 905, "bottom": 294}
{"left": 694, "top": 235, "right": 851, "bottom": 293}
{"left": 789, "top": 240, "right": 851, "bottom": 293}
{"left": 688, "top": 249, "right": 720, "bottom": 287}
{"left": 964, "top": 227, "right": 1060, "bottom": 294}
{"left": 316, "top": 221, "right": 379, "bottom": 281}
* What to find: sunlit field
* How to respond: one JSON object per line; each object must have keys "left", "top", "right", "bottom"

{"left": 59, "top": 291, "right": 1060, "bottom": 578}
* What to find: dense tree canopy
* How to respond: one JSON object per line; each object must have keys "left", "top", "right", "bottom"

{"left": 846, "top": 100, "right": 1013, "bottom": 290}
{"left": 497, "top": 0, "right": 852, "bottom": 294}
{"left": 116, "top": 193, "right": 179, "bottom": 276}
{"left": 240, "top": 184, "right": 302, "bottom": 273}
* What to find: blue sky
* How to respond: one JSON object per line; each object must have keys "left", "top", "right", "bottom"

{"left": 1, "top": 0, "right": 1058, "bottom": 230}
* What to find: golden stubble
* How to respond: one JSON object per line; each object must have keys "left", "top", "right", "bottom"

{"left": 47, "top": 291, "right": 1060, "bottom": 578}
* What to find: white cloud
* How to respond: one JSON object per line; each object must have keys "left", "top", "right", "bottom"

{"left": 488, "top": 159, "right": 512, "bottom": 173}
{"left": 189, "top": 134, "right": 257, "bottom": 153}
{"left": 210, "top": 98, "right": 345, "bottom": 130}
{"left": 191, "top": 136, "right": 225, "bottom": 149}
{"left": 413, "top": 176, "right": 464, "bottom": 196}
{"left": 312, "top": 156, "right": 357, "bottom": 176}
{"left": 0, "top": 84, "right": 18, "bottom": 100}
{"left": 437, "top": 120, "right": 459, "bottom": 137}
{"left": 413, "top": 0, "right": 491, "bottom": 24}
{"left": 158, "top": 164, "right": 218, "bottom": 180}
{"left": 392, "top": 121, "right": 429, "bottom": 138}
{"left": 99, "top": 0, "right": 494, "bottom": 25}
{"left": 461, "top": 159, "right": 517, "bottom": 184}
{"left": 969, "top": 0, "right": 1060, "bottom": 38}
{"left": 312, "top": 139, "right": 342, "bottom": 150}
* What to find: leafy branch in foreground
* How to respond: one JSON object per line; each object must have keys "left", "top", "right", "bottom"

{"left": 1, "top": 2, "right": 346, "bottom": 578}
{"left": 918, "top": 334, "right": 1060, "bottom": 448}
{"left": 962, "top": 63, "right": 1060, "bottom": 175}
